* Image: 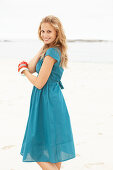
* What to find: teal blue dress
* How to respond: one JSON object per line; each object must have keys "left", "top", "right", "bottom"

{"left": 20, "top": 47, "right": 76, "bottom": 163}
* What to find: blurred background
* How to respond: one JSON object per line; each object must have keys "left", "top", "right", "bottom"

{"left": 0, "top": 0, "right": 113, "bottom": 40}
{"left": 0, "top": 0, "right": 113, "bottom": 170}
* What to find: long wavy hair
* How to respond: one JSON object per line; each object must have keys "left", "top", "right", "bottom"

{"left": 38, "top": 15, "right": 68, "bottom": 68}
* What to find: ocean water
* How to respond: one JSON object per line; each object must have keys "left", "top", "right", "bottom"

{"left": 0, "top": 39, "right": 113, "bottom": 63}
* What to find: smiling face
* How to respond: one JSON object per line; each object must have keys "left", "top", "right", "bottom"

{"left": 40, "top": 22, "right": 57, "bottom": 45}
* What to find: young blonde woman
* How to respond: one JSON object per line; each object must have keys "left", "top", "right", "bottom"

{"left": 18, "top": 15, "right": 76, "bottom": 170}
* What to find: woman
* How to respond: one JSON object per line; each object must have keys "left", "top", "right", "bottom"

{"left": 18, "top": 15, "right": 76, "bottom": 170}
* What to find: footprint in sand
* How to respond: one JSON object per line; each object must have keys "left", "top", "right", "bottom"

{"left": 98, "top": 132, "right": 103, "bottom": 135}
{"left": 76, "top": 153, "right": 80, "bottom": 157}
{"left": 1, "top": 145, "right": 16, "bottom": 150}
{"left": 85, "top": 162, "right": 104, "bottom": 168}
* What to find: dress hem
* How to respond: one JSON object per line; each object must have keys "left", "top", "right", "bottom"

{"left": 20, "top": 151, "right": 76, "bottom": 163}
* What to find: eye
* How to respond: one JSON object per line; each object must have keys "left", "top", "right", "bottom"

{"left": 47, "top": 30, "right": 51, "bottom": 33}
{"left": 41, "top": 30, "right": 44, "bottom": 33}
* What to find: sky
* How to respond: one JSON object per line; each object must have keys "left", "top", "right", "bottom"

{"left": 0, "top": 0, "right": 113, "bottom": 40}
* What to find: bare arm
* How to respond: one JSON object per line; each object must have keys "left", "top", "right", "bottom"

{"left": 23, "top": 55, "right": 57, "bottom": 89}
{"left": 28, "top": 47, "right": 43, "bottom": 73}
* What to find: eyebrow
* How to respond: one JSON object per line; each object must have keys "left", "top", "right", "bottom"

{"left": 41, "top": 29, "right": 51, "bottom": 31}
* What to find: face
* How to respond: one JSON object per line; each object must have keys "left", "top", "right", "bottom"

{"left": 40, "top": 22, "right": 57, "bottom": 45}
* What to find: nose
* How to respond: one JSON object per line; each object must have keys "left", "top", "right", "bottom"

{"left": 42, "top": 32, "right": 49, "bottom": 38}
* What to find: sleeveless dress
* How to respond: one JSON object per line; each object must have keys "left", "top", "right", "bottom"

{"left": 20, "top": 47, "right": 76, "bottom": 163}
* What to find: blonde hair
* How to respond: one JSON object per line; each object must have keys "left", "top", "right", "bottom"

{"left": 38, "top": 15, "right": 68, "bottom": 68}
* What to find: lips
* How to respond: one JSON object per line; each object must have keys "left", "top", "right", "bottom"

{"left": 44, "top": 38, "right": 50, "bottom": 41}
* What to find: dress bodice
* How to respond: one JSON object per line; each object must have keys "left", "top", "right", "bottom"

{"left": 36, "top": 47, "right": 64, "bottom": 89}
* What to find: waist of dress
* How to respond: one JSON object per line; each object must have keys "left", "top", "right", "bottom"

{"left": 47, "top": 80, "right": 64, "bottom": 89}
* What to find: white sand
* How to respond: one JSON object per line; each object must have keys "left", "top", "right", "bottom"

{"left": 0, "top": 57, "right": 113, "bottom": 170}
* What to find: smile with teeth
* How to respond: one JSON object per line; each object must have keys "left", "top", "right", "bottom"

{"left": 44, "top": 38, "right": 50, "bottom": 41}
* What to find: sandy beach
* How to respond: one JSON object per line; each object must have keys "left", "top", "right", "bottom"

{"left": 0, "top": 41, "right": 113, "bottom": 170}
{"left": 1, "top": 0, "right": 113, "bottom": 168}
